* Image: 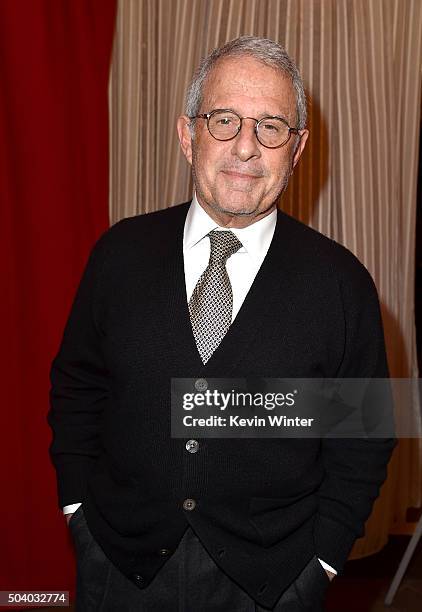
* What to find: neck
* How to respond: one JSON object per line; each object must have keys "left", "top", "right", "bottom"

{"left": 196, "top": 198, "right": 277, "bottom": 228}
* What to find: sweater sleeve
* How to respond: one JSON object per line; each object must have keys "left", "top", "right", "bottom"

{"left": 313, "top": 257, "right": 397, "bottom": 574}
{"left": 47, "top": 230, "right": 112, "bottom": 509}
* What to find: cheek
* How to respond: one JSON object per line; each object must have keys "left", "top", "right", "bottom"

{"left": 194, "top": 145, "right": 220, "bottom": 182}
{"left": 269, "top": 156, "right": 292, "bottom": 182}
{"left": 191, "top": 151, "right": 216, "bottom": 199}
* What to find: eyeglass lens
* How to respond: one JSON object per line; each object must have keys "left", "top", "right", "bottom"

{"left": 207, "top": 110, "right": 290, "bottom": 147}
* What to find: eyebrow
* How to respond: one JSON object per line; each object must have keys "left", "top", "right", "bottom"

{"left": 212, "top": 107, "right": 291, "bottom": 122}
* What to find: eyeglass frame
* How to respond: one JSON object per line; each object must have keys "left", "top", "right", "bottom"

{"left": 189, "top": 108, "right": 302, "bottom": 149}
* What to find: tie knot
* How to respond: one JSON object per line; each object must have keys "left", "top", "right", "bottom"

{"left": 208, "top": 229, "right": 242, "bottom": 265}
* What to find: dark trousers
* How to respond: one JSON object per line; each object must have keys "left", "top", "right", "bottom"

{"left": 69, "top": 506, "right": 329, "bottom": 611}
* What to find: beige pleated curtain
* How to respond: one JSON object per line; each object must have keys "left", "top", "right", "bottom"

{"left": 108, "top": 0, "right": 422, "bottom": 559}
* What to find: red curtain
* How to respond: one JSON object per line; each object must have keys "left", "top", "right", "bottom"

{"left": 0, "top": 0, "right": 116, "bottom": 602}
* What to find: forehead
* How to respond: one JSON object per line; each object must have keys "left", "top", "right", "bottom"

{"left": 201, "top": 56, "right": 296, "bottom": 119}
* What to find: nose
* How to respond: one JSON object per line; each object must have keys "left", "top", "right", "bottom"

{"left": 230, "top": 117, "right": 261, "bottom": 162}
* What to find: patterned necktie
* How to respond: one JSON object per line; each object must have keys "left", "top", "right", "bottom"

{"left": 189, "top": 229, "right": 243, "bottom": 364}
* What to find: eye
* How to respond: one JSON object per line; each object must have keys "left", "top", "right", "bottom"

{"left": 216, "top": 116, "right": 234, "bottom": 126}
{"left": 261, "top": 121, "right": 280, "bottom": 132}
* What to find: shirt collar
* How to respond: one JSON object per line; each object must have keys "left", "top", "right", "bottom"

{"left": 184, "top": 193, "right": 277, "bottom": 264}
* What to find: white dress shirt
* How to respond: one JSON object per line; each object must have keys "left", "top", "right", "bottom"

{"left": 184, "top": 194, "right": 277, "bottom": 317}
{"left": 63, "top": 193, "right": 336, "bottom": 576}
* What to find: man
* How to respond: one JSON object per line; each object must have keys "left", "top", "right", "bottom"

{"left": 48, "top": 36, "right": 396, "bottom": 611}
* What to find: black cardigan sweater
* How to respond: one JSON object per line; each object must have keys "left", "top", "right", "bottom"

{"left": 48, "top": 201, "right": 397, "bottom": 608}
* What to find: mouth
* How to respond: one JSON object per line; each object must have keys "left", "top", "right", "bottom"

{"left": 222, "top": 170, "right": 261, "bottom": 180}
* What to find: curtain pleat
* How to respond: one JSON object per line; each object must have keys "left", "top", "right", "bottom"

{"left": 108, "top": 0, "right": 422, "bottom": 558}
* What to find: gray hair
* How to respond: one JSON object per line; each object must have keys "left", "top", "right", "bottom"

{"left": 185, "top": 35, "right": 307, "bottom": 131}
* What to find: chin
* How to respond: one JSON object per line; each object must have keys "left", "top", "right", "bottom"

{"left": 224, "top": 208, "right": 256, "bottom": 217}
{"left": 212, "top": 198, "right": 260, "bottom": 217}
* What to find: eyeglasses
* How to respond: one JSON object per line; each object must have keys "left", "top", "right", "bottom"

{"left": 190, "top": 109, "right": 300, "bottom": 149}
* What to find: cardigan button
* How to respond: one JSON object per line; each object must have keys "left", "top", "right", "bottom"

{"left": 183, "top": 498, "right": 196, "bottom": 511}
{"left": 185, "top": 439, "right": 199, "bottom": 453}
{"left": 133, "top": 573, "right": 144, "bottom": 584}
{"left": 195, "top": 378, "right": 208, "bottom": 391}
{"left": 159, "top": 548, "right": 170, "bottom": 556}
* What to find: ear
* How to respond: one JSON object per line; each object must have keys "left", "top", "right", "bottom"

{"left": 292, "top": 129, "right": 309, "bottom": 169}
{"left": 177, "top": 115, "right": 193, "bottom": 165}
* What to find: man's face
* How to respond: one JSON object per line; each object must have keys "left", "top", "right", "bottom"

{"left": 177, "top": 56, "right": 309, "bottom": 227}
